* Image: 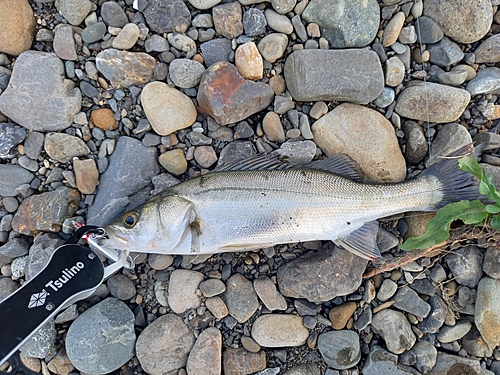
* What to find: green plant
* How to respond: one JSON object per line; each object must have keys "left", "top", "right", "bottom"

{"left": 400, "top": 156, "right": 500, "bottom": 250}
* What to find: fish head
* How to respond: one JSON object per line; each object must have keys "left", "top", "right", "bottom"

{"left": 103, "top": 195, "right": 194, "bottom": 254}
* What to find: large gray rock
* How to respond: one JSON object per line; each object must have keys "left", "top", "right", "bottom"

{"left": 87, "top": 136, "right": 159, "bottom": 227}
{"left": 0, "top": 51, "right": 81, "bottom": 131}
{"left": 224, "top": 273, "right": 259, "bottom": 323}
{"left": 302, "top": 0, "right": 379, "bottom": 48}
{"left": 186, "top": 327, "right": 222, "bottom": 375}
{"left": 428, "top": 352, "right": 494, "bottom": 375}
{"left": 143, "top": 0, "right": 191, "bottom": 34}
{"left": 466, "top": 68, "right": 500, "bottom": 96}
{"left": 318, "top": 330, "right": 360, "bottom": 370}
{"left": 0, "top": 164, "right": 33, "bottom": 197}
{"left": 284, "top": 49, "right": 384, "bottom": 104}
{"left": 445, "top": 246, "right": 483, "bottom": 288}
{"left": 277, "top": 245, "right": 367, "bottom": 303}
{"left": 474, "top": 34, "right": 500, "bottom": 63}
{"left": 371, "top": 309, "right": 416, "bottom": 354}
{"left": 475, "top": 277, "right": 500, "bottom": 350}
{"left": 362, "top": 346, "right": 420, "bottom": 375}
{"left": 395, "top": 81, "right": 470, "bottom": 123}
{"left": 66, "top": 298, "right": 136, "bottom": 375}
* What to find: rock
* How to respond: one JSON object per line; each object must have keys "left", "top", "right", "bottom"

{"left": 194, "top": 145, "right": 218, "bottom": 168}
{"left": 112, "top": 23, "right": 140, "bottom": 50}
{"left": 26, "top": 233, "right": 65, "bottom": 280}
{"left": 428, "top": 352, "right": 494, "bottom": 375}
{"left": 412, "top": 340, "right": 437, "bottom": 374}
{"left": 199, "top": 279, "right": 226, "bottom": 297}
{"left": 251, "top": 314, "right": 309, "bottom": 347}
{"left": 318, "top": 330, "right": 360, "bottom": 370}
{"left": 438, "top": 70, "right": 468, "bottom": 86}
{"left": 44, "top": 133, "right": 90, "bottom": 163}
{"left": 437, "top": 320, "right": 472, "bottom": 343}
{"left": 107, "top": 274, "right": 136, "bottom": 300}
{"left": 427, "top": 37, "right": 464, "bottom": 67}
{"left": 159, "top": 149, "right": 188, "bottom": 176}
{"left": 197, "top": 62, "right": 274, "bottom": 126}
{"left": 0, "top": 51, "right": 81, "bottom": 131}
{"left": 100, "top": 1, "right": 128, "bottom": 27}
{"left": 186, "top": 327, "right": 222, "bottom": 375}
{"left": 402, "top": 121, "right": 428, "bottom": 165}
{"left": 212, "top": 2, "right": 243, "bottom": 39}
{"left": 0, "top": 0, "right": 35, "bottom": 56}
{"left": 393, "top": 287, "right": 431, "bottom": 318}
{"left": 141, "top": 81, "right": 197, "bottom": 136}
{"left": 54, "top": 0, "right": 91, "bottom": 26}
{"left": 73, "top": 159, "right": 99, "bottom": 194}
{"left": 0, "top": 238, "right": 30, "bottom": 267}
{"left": 53, "top": 25, "right": 77, "bottom": 61}
{"left": 417, "top": 294, "right": 447, "bottom": 334}
{"left": 395, "top": 82, "right": 470, "bottom": 123}
{"left": 87, "top": 136, "right": 159, "bottom": 227}
{"left": 47, "top": 348, "right": 74, "bottom": 375}
{"left": 474, "top": 34, "right": 500, "bottom": 63}
{"left": 277, "top": 246, "right": 367, "bottom": 303}
{"left": 20, "top": 320, "right": 55, "bottom": 359}
{"left": 264, "top": 9, "right": 293, "bottom": 34}
{"left": 425, "top": 123, "right": 472, "bottom": 167}
{"left": 66, "top": 298, "right": 135, "bottom": 375}
{"left": 445, "top": 246, "right": 483, "bottom": 288}
{"left": 484, "top": 246, "right": 500, "bottom": 279}
{"left": 136, "top": 314, "right": 195, "bottom": 375}
{"left": 362, "top": 346, "right": 420, "bottom": 375}
{"left": 206, "top": 296, "right": 229, "bottom": 320}
{"left": 200, "top": 38, "right": 232, "bottom": 67}
{"left": 383, "top": 12, "right": 405, "bottom": 47}
{"left": 168, "top": 269, "right": 204, "bottom": 314}
{"left": 91, "top": 108, "right": 118, "bottom": 131}
{"left": 371, "top": 309, "right": 416, "bottom": 354}
{"left": 0, "top": 165, "right": 33, "bottom": 197}
{"left": 24, "top": 132, "right": 44, "bottom": 160}
{"left": 12, "top": 187, "right": 80, "bottom": 235}
{"left": 475, "top": 277, "right": 500, "bottom": 350}
{"left": 235, "top": 42, "right": 263, "bottom": 81}
{"left": 312, "top": 103, "right": 406, "bottom": 183}
{"left": 0, "top": 123, "right": 27, "bottom": 158}
{"left": 243, "top": 8, "right": 267, "bottom": 36}
{"left": 81, "top": 22, "right": 107, "bottom": 43}
{"left": 466, "top": 68, "right": 500, "bottom": 96}
{"left": 223, "top": 348, "right": 266, "bottom": 375}
{"left": 414, "top": 16, "right": 443, "bottom": 44}
{"left": 188, "top": 0, "right": 221, "bottom": 10}
{"left": 95, "top": 49, "right": 156, "bottom": 88}
{"left": 262, "top": 112, "right": 285, "bottom": 143}
{"left": 224, "top": 273, "right": 259, "bottom": 323}
{"left": 147, "top": 254, "right": 174, "bottom": 270}
{"left": 168, "top": 58, "right": 205, "bottom": 88}
{"left": 167, "top": 33, "right": 196, "bottom": 58}
{"left": 302, "top": 0, "right": 379, "bottom": 48}
{"left": 284, "top": 49, "right": 384, "bottom": 104}
{"left": 145, "top": 34, "right": 170, "bottom": 53}
{"left": 257, "top": 33, "right": 289, "bottom": 63}
{"left": 385, "top": 56, "right": 405, "bottom": 87}
{"left": 423, "top": 0, "right": 492, "bottom": 44}
{"left": 253, "top": 276, "right": 287, "bottom": 311}
{"left": 328, "top": 302, "right": 357, "bottom": 330}
{"left": 143, "top": 0, "right": 191, "bottom": 33}
{"left": 377, "top": 279, "right": 397, "bottom": 302}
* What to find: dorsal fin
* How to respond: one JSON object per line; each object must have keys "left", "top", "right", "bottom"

{"left": 303, "top": 154, "right": 364, "bottom": 182}
{"left": 213, "top": 152, "right": 292, "bottom": 172}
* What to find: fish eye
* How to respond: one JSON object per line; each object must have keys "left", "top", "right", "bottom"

{"left": 122, "top": 211, "right": 139, "bottom": 228}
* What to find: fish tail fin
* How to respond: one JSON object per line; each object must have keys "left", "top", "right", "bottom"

{"left": 421, "top": 143, "right": 482, "bottom": 209}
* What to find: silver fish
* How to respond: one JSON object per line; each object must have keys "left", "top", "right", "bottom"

{"left": 102, "top": 149, "right": 479, "bottom": 260}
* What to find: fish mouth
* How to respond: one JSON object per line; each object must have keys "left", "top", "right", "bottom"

{"left": 103, "top": 227, "right": 130, "bottom": 250}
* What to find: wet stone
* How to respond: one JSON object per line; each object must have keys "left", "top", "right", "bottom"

{"left": 197, "top": 62, "right": 274, "bottom": 126}
{"left": 143, "top": 0, "right": 191, "bottom": 34}
{"left": 224, "top": 273, "right": 259, "bottom": 323}
{"left": 318, "top": 330, "right": 360, "bottom": 370}
{"left": 66, "top": 298, "right": 135, "bottom": 375}
{"left": 371, "top": 309, "right": 416, "bottom": 354}
{"left": 393, "top": 287, "right": 431, "bottom": 318}
{"left": 136, "top": 314, "right": 194, "bottom": 375}
{"left": 168, "top": 269, "right": 204, "bottom": 314}
{"left": 445, "top": 246, "right": 483, "bottom": 288}
{"left": 277, "top": 246, "right": 367, "bottom": 303}
{"left": 96, "top": 49, "right": 156, "bottom": 88}
{"left": 284, "top": 49, "right": 384, "bottom": 104}
{"left": 44, "top": 132, "right": 90, "bottom": 163}
{"left": 0, "top": 51, "right": 81, "bottom": 131}
{"left": 251, "top": 314, "right": 309, "bottom": 347}
{"left": 0, "top": 123, "right": 27, "bottom": 158}
{"left": 12, "top": 187, "right": 80, "bottom": 235}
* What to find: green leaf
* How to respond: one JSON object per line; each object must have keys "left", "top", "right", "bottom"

{"left": 485, "top": 204, "right": 500, "bottom": 214}
{"left": 458, "top": 156, "right": 483, "bottom": 179}
{"left": 401, "top": 200, "right": 488, "bottom": 250}
{"left": 479, "top": 174, "right": 500, "bottom": 202}
{"left": 491, "top": 215, "right": 500, "bottom": 229}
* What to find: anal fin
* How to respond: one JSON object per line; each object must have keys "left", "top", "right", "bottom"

{"left": 334, "top": 221, "right": 381, "bottom": 261}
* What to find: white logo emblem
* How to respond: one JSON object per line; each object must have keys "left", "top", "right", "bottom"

{"left": 28, "top": 289, "right": 50, "bottom": 308}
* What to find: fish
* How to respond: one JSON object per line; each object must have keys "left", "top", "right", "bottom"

{"left": 102, "top": 146, "right": 480, "bottom": 260}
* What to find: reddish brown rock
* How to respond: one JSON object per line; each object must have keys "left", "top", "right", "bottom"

{"left": 197, "top": 62, "right": 274, "bottom": 125}
{"left": 222, "top": 348, "right": 266, "bottom": 375}
{"left": 212, "top": 2, "right": 243, "bottom": 39}
{"left": 91, "top": 108, "right": 118, "bottom": 130}
{"left": 12, "top": 187, "right": 80, "bottom": 235}
{"left": 0, "top": 0, "right": 35, "bottom": 56}
{"left": 73, "top": 159, "right": 99, "bottom": 194}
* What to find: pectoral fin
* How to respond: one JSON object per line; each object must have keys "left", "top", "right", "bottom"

{"left": 334, "top": 221, "right": 381, "bottom": 261}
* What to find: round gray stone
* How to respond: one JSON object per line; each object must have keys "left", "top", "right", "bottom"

{"left": 318, "top": 330, "right": 360, "bottom": 370}
{"left": 169, "top": 58, "right": 205, "bottom": 88}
